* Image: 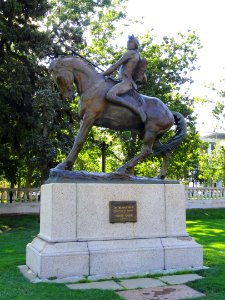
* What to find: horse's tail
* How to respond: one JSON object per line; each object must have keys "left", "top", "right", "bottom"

{"left": 154, "top": 111, "right": 187, "bottom": 155}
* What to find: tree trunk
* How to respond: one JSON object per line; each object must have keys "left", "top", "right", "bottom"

{"left": 25, "top": 166, "right": 33, "bottom": 188}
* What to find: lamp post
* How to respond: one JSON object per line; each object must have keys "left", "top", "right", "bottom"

{"left": 94, "top": 134, "right": 111, "bottom": 173}
{"left": 101, "top": 141, "right": 107, "bottom": 173}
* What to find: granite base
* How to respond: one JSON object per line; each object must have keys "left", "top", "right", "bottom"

{"left": 26, "top": 182, "right": 203, "bottom": 279}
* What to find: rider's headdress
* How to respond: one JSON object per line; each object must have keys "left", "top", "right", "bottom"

{"left": 128, "top": 34, "right": 140, "bottom": 49}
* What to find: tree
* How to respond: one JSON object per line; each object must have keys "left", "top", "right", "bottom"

{"left": 212, "top": 86, "right": 225, "bottom": 130}
{"left": 199, "top": 144, "right": 225, "bottom": 186}
{"left": 23, "top": 77, "right": 78, "bottom": 186}
{"left": 0, "top": 0, "right": 128, "bottom": 186}
{"left": 205, "top": 77, "right": 225, "bottom": 130}
{"left": 46, "top": 0, "right": 124, "bottom": 57}
{"left": 0, "top": 0, "right": 206, "bottom": 184}
{"left": 0, "top": 0, "right": 52, "bottom": 186}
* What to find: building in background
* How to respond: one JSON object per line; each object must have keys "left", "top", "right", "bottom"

{"left": 200, "top": 132, "right": 225, "bottom": 187}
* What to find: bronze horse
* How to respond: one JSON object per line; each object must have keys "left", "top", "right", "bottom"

{"left": 49, "top": 56, "right": 186, "bottom": 178}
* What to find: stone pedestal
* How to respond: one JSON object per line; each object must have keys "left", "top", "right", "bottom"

{"left": 26, "top": 183, "right": 203, "bottom": 279}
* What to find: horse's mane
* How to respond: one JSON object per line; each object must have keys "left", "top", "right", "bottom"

{"left": 49, "top": 55, "right": 97, "bottom": 73}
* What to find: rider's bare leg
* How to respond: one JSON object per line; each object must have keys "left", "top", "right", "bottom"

{"left": 106, "top": 83, "right": 146, "bottom": 123}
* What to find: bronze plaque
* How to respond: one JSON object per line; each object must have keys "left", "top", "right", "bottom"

{"left": 109, "top": 201, "right": 137, "bottom": 223}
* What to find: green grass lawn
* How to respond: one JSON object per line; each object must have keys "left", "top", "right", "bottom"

{"left": 185, "top": 209, "right": 225, "bottom": 300}
{"left": 0, "top": 209, "right": 225, "bottom": 299}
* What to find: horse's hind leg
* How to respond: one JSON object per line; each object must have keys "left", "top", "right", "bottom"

{"left": 158, "top": 150, "right": 171, "bottom": 179}
{"left": 116, "top": 130, "right": 156, "bottom": 174}
{"left": 153, "top": 139, "right": 171, "bottom": 179}
{"left": 116, "top": 149, "right": 150, "bottom": 174}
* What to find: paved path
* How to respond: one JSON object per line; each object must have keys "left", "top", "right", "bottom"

{"left": 118, "top": 285, "right": 205, "bottom": 300}
{"left": 67, "top": 274, "right": 205, "bottom": 299}
{"left": 19, "top": 266, "right": 205, "bottom": 299}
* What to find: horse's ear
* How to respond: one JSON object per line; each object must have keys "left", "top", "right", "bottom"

{"left": 49, "top": 57, "right": 61, "bottom": 71}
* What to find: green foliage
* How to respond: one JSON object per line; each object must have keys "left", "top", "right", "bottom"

{"left": 74, "top": 127, "right": 123, "bottom": 173}
{"left": 85, "top": 0, "right": 127, "bottom": 63}
{"left": 212, "top": 101, "right": 225, "bottom": 124}
{"left": 198, "top": 144, "right": 225, "bottom": 186}
{"left": 0, "top": 0, "right": 209, "bottom": 184}
{"left": 47, "top": 0, "right": 121, "bottom": 56}
{"left": 24, "top": 78, "right": 78, "bottom": 185}
{"left": 140, "top": 31, "right": 201, "bottom": 96}
{"left": 166, "top": 130, "right": 203, "bottom": 180}
{"left": 211, "top": 78, "right": 225, "bottom": 127}
{"left": 0, "top": 0, "right": 124, "bottom": 186}
{"left": 0, "top": 0, "right": 51, "bottom": 186}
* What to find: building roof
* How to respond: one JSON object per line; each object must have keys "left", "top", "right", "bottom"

{"left": 201, "top": 132, "right": 225, "bottom": 143}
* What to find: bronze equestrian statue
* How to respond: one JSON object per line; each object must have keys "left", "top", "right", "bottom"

{"left": 49, "top": 36, "right": 186, "bottom": 179}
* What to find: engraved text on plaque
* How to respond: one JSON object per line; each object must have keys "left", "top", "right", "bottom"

{"left": 109, "top": 201, "right": 137, "bottom": 223}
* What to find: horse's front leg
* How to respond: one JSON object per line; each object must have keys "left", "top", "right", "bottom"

{"left": 55, "top": 113, "right": 95, "bottom": 170}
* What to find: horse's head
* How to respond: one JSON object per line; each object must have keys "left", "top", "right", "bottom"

{"left": 49, "top": 57, "right": 75, "bottom": 101}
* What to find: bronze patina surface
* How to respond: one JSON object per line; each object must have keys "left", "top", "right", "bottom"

{"left": 49, "top": 36, "right": 186, "bottom": 179}
{"left": 46, "top": 168, "right": 180, "bottom": 184}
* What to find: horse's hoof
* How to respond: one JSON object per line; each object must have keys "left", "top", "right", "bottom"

{"left": 116, "top": 166, "right": 131, "bottom": 175}
{"left": 54, "top": 160, "right": 74, "bottom": 171}
{"left": 157, "top": 175, "right": 166, "bottom": 180}
{"left": 54, "top": 163, "right": 67, "bottom": 170}
{"left": 116, "top": 167, "right": 127, "bottom": 174}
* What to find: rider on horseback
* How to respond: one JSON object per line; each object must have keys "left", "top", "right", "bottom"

{"left": 101, "top": 35, "right": 147, "bottom": 123}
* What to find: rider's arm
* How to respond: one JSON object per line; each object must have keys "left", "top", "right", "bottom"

{"left": 102, "top": 50, "right": 134, "bottom": 76}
